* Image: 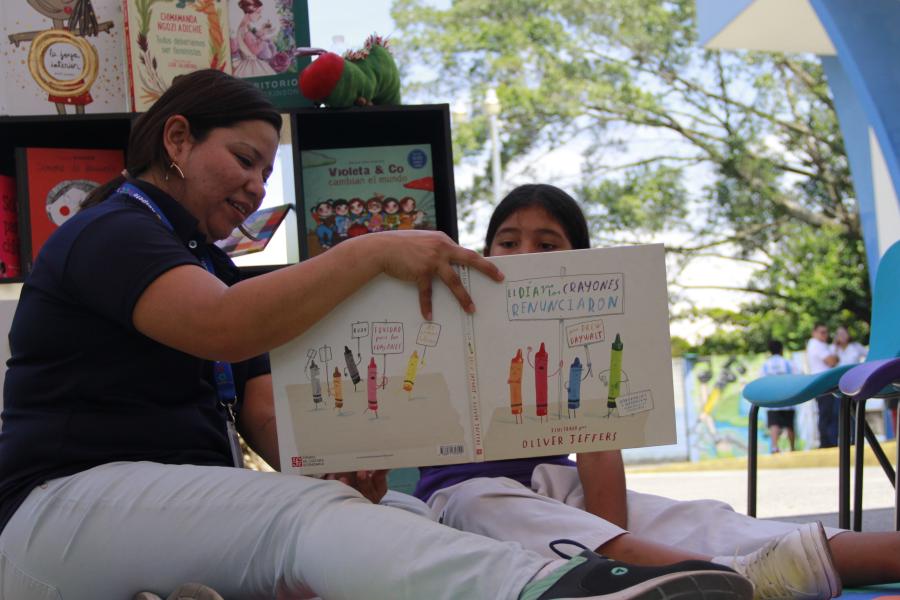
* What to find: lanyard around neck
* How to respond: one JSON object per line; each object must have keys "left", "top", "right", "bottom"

{"left": 116, "top": 182, "right": 243, "bottom": 467}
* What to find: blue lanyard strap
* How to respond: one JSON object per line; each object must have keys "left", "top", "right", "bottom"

{"left": 116, "top": 182, "right": 238, "bottom": 412}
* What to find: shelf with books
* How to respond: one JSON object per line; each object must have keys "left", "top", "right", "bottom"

{"left": 290, "top": 104, "right": 458, "bottom": 261}
{"left": 0, "top": 113, "right": 134, "bottom": 284}
{"left": 0, "top": 103, "right": 458, "bottom": 286}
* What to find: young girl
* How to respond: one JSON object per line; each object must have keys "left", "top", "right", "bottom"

{"left": 414, "top": 183, "right": 900, "bottom": 599}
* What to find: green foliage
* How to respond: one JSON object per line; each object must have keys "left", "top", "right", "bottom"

{"left": 391, "top": 0, "right": 870, "bottom": 347}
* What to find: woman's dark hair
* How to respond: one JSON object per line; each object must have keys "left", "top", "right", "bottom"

{"left": 767, "top": 340, "right": 784, "bottom": 355}
{"left": 483, "top": 184, "right": 590, "bottom": 255}
{"left": 83, "top": 69, "right": 282, "bottom": 207}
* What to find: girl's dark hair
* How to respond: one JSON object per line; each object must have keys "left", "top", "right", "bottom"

{"left": 483, "top": 184, "right": 590, "bottom": 255}
{"left": 83, "top": 69, "right": 282, "bottom": 207}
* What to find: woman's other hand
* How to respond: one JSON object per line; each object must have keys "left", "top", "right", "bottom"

{"left": 324, "top": 469, "right": 389, "bottom": 504}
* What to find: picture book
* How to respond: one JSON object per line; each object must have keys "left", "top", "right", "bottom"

{"left": 214, "top": 202, "right": 292, "bottom": 257}
{"left": 15, "top": 147, "right": 125, "bottom": 272}
{"left": 0, "top": 175, "right": 20, "bottom": 279}
{"left": 123, "top": 0, "right": 231, "bottom": 112}
{"left": 228, "top": 0, "right": 312, "bottom": 109}
{"left": 1, "top": 0, "right": 127, "bottom": 115}
{"left": 299, "top": 144, "right": 437, "bottom": 259}
{"left": 271, "top": 244, "right": 676, "bottom": 475}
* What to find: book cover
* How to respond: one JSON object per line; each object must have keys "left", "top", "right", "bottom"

{"left": 0, "top": 175, "right": 21, "bottom": 279}
{"left": 271, "top": 244, "right": 676, "bottom": 474}
{"left": 228, "top": 0, "right": 311, "bottom": 109}
{"left": 214, "top": 202, "right": 292, "bottom": 257}
{"left": 123, "top": 0, "right": 231, "bottom": 112}
{"left": 15, "top": 147, "right": 125, "bottom": 272}
{"left": 299, "top": 145, "right": 437, "bottom": 258}
{"left": 1, "top": 0, "right": 127, "bottom": 115}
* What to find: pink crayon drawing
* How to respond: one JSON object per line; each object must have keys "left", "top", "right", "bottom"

{"left": 366, "top": 356, "right": 379, "bottom": 418}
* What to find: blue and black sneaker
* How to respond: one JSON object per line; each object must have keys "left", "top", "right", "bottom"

{"left": 520, "top": 540, "right": 753, "bottom": 600}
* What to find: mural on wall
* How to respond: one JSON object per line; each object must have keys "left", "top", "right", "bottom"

{"left": 683, "top": 353, "right": 813, "bottom": 461}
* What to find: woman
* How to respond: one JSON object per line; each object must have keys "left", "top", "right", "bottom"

{"left": 414, "top": 183, "right": 900, "bottom": 599}
{"left": 0, "top": 72, "right": 750, "bottom": 600}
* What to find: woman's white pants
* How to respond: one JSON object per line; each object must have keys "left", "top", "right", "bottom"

{"left": 0, "top": 462, "right": 549, "bottom": 600}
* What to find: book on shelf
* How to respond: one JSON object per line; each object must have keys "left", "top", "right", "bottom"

{"left": 271, "top": 243, "right": 676, "bottom": 475}
{"left": 0, "top": 175, "right": 21, "bottom": 279}
{"left": 14, "top": 147, "right": 125, "bottom": 273}
{"left": 123, "top": 0, "right": 231, "bottom": 112}
{"left": 227, "top": 0, "right": 312, "bottom": 109}
{"left": 0, "top": 0, "right": 127, "bottom": 115}
{"left": 214, "top": 203, "right": 293, "bottom": 257}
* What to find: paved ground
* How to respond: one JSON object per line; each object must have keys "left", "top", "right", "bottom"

{"left": 625, "top": 466, "right": 897, "bottom": 531}
{"left": 624, "top": 439, "right": 898, "bottom": 532}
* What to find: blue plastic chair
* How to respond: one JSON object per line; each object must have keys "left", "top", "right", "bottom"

{"left": 839, "top": 357, "right": 900, "bottom": 531}
{"left": 742, "top": 240, "right": 900, "bottom": 529}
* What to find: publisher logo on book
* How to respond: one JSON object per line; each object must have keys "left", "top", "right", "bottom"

{"left": 291, "top": 456, "right": 325, "bottom": 468}
{"left": 407, "top": 149, "right": 428, "bottom": 169}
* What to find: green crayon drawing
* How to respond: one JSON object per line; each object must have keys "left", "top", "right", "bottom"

{"left": 607, "top": 333, "right": 623, "bottom": 417}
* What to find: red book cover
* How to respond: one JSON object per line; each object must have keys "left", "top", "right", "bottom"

{"left": 15, "top": 147, "right": 125, "bottom": 272}
{"left": 0, "top": 175, "right": 21, "bottom": 279}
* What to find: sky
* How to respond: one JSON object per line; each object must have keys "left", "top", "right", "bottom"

{"left": 308, "top": 1, "right": 404, "bottom": 50}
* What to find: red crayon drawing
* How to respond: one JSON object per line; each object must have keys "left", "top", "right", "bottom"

{"left": 534, "top": 342, "right": 549, "bottom": 422}
{"left": 366, "top": 356, "right": 379, "bottom": 418}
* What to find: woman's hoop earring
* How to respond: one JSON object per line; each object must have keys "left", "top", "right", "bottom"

{"left": 166, "top": 161, "right": 186, "bottom": 181}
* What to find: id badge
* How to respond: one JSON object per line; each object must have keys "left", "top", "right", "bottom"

{"left": 225, "top": 412, "right": 245, "bottom": 468}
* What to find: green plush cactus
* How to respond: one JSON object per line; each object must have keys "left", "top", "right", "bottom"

{"left": 299, "top": 35, "right": 401, "bottom": 107}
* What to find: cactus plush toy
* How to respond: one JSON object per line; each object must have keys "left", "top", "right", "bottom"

{"left": 298, "top": 35, "right": 401, "bottom": 107}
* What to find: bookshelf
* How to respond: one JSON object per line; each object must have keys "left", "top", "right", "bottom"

{"left": 0, "top": 104, "right": 458, "bottom": 286}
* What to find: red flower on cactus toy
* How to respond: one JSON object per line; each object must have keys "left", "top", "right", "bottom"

{"left": 298, "top": 35, "right": 401, "bottom": 107}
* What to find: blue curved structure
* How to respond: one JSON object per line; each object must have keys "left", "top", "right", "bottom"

{"left": 697, "top": 0, "right": 900, "bottom": 285}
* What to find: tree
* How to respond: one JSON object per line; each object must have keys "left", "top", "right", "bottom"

{"left": 390, "top": 0, "right": 870, "bottom": 350}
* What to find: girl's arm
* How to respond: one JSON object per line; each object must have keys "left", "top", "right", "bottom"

{"left": 576, "top": 450, "right": 628, "bottom": 528}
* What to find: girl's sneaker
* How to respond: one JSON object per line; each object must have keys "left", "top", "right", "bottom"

{"left": 521, "top": 539, "right": 753, "bottom": 600}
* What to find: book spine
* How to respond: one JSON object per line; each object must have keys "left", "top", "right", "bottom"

{"left": 121, "top": 0, "right": 138, "bottom": 112}
{"left": 0, "top": 175, "right": 20, "bottom": 279}
{"left": 459, "top": 265, "right": 485, "bottom": 462}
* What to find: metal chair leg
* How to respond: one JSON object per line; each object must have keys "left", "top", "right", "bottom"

{"left": 839, "top": 395, "right": 851, "bottom": 529}
{"left": 748, "top": 403, "right": 759, "bottom": 517}
{"left": 862, "top": 420, "right": 896, "bottom": 485}
{"left": 854, "top": 398, "right": 866, "bottom": 531}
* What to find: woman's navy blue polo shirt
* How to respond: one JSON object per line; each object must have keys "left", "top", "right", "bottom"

{"left": 0, "top": 180, "right": 270, "bottom": 533}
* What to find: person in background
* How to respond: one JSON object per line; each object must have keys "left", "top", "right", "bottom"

{"left": 0, "top": 71, "right": 751, "bottom": 600}
{"left": 760, "top": 340, "right": 797, "bottom": 452}
{"left": 831, "top": 326, "right": 867, "bottom": 366}
{"left": 807, "top": 323, "right": 840, "bottom": 448}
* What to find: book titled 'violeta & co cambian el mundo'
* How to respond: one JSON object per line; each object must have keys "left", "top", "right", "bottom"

{"left": 271, "top": 244, "right": 676, "bottom": 474}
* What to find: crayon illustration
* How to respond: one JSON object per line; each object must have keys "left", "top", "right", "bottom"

{"left": 534, "top": 342, "right": 549, "bottom": 422}
{"left": 566, "top": 356, "right": 583, "bottom": 418}
{"left": 344, "top": 345, "right": 361, "bottom": 388}
{"left": 333, "top": 367, "right": 344, "bottom": 414}
{"left": 508, "top": 348, "right": 524, "bottom": 424}
{"left": 366, "top": 356, "right": 379, "bottom": 418}
{"left": 607, "top": 333, "right": 623, "bottom": 417}
{"left": 402, "top": 350, "right": 419, "bottom": 396}
{"left": 309, "top": 360, "right": 324, "bottom": 409}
